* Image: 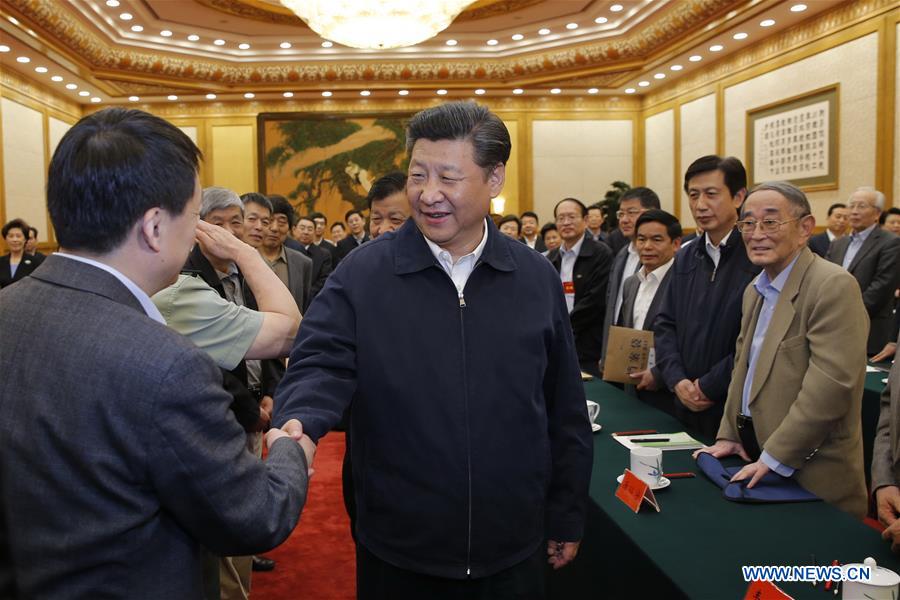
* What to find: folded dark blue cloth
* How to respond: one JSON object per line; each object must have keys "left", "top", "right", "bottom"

{"left": 696, "top": 452, "right": 821, "bottom": 504}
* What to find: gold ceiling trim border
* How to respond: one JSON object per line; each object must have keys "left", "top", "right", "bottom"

{"left": 8, "top": 0, "right": 736, "bottom": 90}
{"left": 642, "top": 0, "right": 896, "bottom": 109}
{"left": 1, "top": 68, "right": 82, "bottom": 120}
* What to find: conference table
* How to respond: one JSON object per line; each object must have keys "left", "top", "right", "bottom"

{"left": 548, "top": 376, "right": 899, "bottom": 599}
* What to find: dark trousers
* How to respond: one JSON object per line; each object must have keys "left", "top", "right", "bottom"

{"left": 356, "top": 543, "right": 547, "bottom": 600}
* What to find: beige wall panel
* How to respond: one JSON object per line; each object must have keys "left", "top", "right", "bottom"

{"left": 679, "top": 94, "right": 717, "bottom": 229}
{"left": 179, "top": 126, "right": 198, "bottom": 145}
{"left": 211, "top": 125, "right": 255, "bottom": 194}
{"left": 532, "top": 120, "right": 632, "bottom": 222}
{"left": 500, "top": 119, "right": 520, "bottom": 215}
{"left": 2, "top": 99, "right": 47, "bottom": 235}
{"left": 47, "top": 117, "right": 71, "bottom": 159}
{"left": 724, "top": 34, "right": 878, "bottom": 222}
{"left": 644, "top": 110, "right": 675, "bottom": 215}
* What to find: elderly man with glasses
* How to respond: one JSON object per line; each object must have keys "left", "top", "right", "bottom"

{"left": 696, "top": 181, "right": 869, "bottom": 518}
{"left": 826, "top": 187, "right": 900, "bottom": 356}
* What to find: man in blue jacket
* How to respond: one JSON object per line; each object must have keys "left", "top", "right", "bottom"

{"left": 274, "top": 101, "right": 593, "bottom": 599}
{"left": 653, "top": 155, "right": 760, "bottom": 438}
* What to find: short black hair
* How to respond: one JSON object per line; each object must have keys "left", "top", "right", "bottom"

{"left": 880, "top": 206, "right": 900, "bottom": 225}
{"left": 2, "top": 218, "right": 29, "bottom": 239}
{"left": 240, "top": 192, "right": 273, "bottom": 214}
{"left": 635, "top": 209, "right": 682, "bottom": 241}
{"left": 332, "top": 222, "right": 346, "bottom": 232}
{"left": 620, "top": 186, "right": 661, "bottom": 210}
{"left": 367, "top": 172, "right": 407, "bottom": 209}
{"left": 406, "top": 101, "right": 511, "bottom": 176}
{"left": 587, "top": 204, "right": 604, "bottom": 214}
{"left": 296, "top": 214, "right": 315, "bottom": 227}
{"left": 498, "top": 214, "right": 521, "bottom": 235}
{"left": 540, "top": 223, "right": 557, "bottom": 239}
{"left": 827, "top": 202, "right": 847, "bottom": 217}
{"left": 28, "top": 226, "right": 38, "bottom": 239}
{"left": 345, "top": 209, "right": 364, "bottom": 222}
{"left": 683, "top": 155, "right": 747, "bottom": 198}
{"left": 309, "top": 211, "right": 327, "bottom": 224}
{"left": 520, "top": 211, "right": 539, "bottom": 222}
{"left": 554, "top": 197, "right": 588, "bottom": 218}
{"left": 47, "top": 108, "right": 201, "bottom": 253}
{"left": 268, "top": 195, "right": 296, "bottom": 229}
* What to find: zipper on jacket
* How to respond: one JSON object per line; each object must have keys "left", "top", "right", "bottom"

{"left": 458, "top": 282, "right": 473, "bottom": 579}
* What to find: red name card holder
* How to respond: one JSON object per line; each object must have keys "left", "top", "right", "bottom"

{"left": 743, "top": 580, "right": 793, "bottom": 600}
{"left": 615, "top": 469, "right": 660, "bottom": 513}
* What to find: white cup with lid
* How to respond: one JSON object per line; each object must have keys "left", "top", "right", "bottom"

{"left": 841, "top": 557, "right": 899, "bottom": 599}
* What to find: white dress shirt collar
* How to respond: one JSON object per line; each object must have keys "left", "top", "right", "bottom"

{"left": 424, "top": 219, "right": 489, "bottom": 296}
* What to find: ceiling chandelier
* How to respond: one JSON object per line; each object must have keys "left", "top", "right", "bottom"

{"left": 279, "top": 0, "right": 476, "bottom": 49}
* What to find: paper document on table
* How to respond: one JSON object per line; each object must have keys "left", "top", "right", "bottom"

{"left": 612, "top": 432, "right": 704, "bottom": 451}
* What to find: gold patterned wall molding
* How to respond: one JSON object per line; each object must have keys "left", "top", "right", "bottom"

{"left": 642, "top": 0, "right": 895, "bottom": 109}
{"left": 8, "top": 0, "right": 738, "bottom": 90}
{"left": 1, "top": 69, "right": 82, "bottom": 120}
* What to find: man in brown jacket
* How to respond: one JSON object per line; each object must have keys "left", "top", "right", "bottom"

{"left": 872, "top": 330, "right": 900, "bottom": 549}
{"left": 696, "top": 181, "right": 868, "bottom": 518}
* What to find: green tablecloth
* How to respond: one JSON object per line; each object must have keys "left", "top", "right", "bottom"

{"left": 548, "top": 379, "right": 900, "bottom": 600}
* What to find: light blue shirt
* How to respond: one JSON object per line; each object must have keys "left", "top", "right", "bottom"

{"left": 841, "top": 223, "right": 877, "bottom": 269}
{"left": 741, "top": 253, "right": 801, "bottom": 477}
{"left": 558, "top": 235, "right": 585, "bottom": 314}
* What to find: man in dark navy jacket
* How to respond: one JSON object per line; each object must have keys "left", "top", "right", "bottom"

{"left": 274, "top": 101, "right": 592, "bottom": 599}
{"left": 653, "top": 155, "right": 760, "bottom": 438}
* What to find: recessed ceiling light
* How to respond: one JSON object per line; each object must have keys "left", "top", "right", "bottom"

{"left": 760, "top": 19, "right": 775, "bottom": 27}
{"left": 566, "top": 23, "right": 578, "bottom": 30}
{"left": 321, "top": 41, "right": 333, "bottom": 48}
{"left": 8, "top": 16, "right": 20, "bottom": 25}
{"left": 35, "top": 66, "right": 48, "bottom": 73}
{"left": 474, "top": 88, "right": 486, "bottom": 95}
{"left": 511, "top": 33, "right": 524, "bottom": 41}
{"left": 78, "top": 90, "right": 90, "bottom": 97}
{"left": 653, "top": 73, "right": 665, "bottom": 79}
{"left": 206, "top": 93, "right": 217, "bottom": 100}
{"left": 51, "top": 75, "right": 63, "bottom": 82}
{"left": 131, "top": 25, "right": 143, "bottom": 32}
{"left": 167, "top": 95, "right": 178, "bottom": 100}
{"left": 66, "top": 83, "right": 78, "bottom": 90}
{"left": 550, "top": 88, "right": 561, "bottom": 94}
{"left": 594, "top": 16, "right": 608, "bottom": 24}
{"left": 238, "top": 42, "right": 250, "bottom": 50}
{"left": 436, "top": 89, "right": 448, "bottom": 96}
{"left": 106, "top": 0, "right": 119, "bottom": 6}
{"left": 0, "top": 45, "right": 9, "bottom": 52}
{"left": 119, "top": 12, "right": 132, "bottom": 21}
{"left": 588, "top": 88, "right": 599, "bottom": 94}
{"left": 16, "top": 56, "right": 30, "bottom": 63}
{"left": 512, "top": 88, "right": 524, "bottom": 95}
{"left": 625, "top": 88, "right": 636, "bottom": 94}
{"left": 398, "top": 89, "right": 409, "bottom": 96}
{"left": 689, "top": 54, "right": 702, "bottom": 62}
{"left": 638, "top": 81, "right": 650, "bottom": 87}
{"left": 445, "top": 39, "right": 458, "bottom": 46}
{"left": 244, "top": 92, "right": 255, "bottom": 99}
{"left": 610, "top": 4, "right": 624, "bottom": 12}
{"left": 733, "top": 32, "right": 748, "bottom": 40}
{"left": 790, "top": 4, "right": 807, "bottom": 12}
{"left": 360, "top": 90, "right": 371, "bottom": 96}
{"left": 322, "top": 91, "right": 332, "bottom": 97}
{"left": 188, "top": 34, "right": 200, "bottom": 41}
{"left": 670, "top": 64, "right": 683, "bottom": 71}
{"left": 213, "top": 39, "right": 226, "bottom": 46}
{"left": 486, "top": 39, "right": 498, "bottom": 46}
{"left": 129, "top": 96, "right": 140, "bottom": 102}
{"left": 160, "top": 30, "right": 172, "bottom": 37}
{"left": 283, "top": 91, "right": 294, "bottom": 98}
{"left": 538, "top": 28, "right": 551, "bottom": 35}
{"left": 279, "top": 41, "right": 292, "bottom": 49}
{"left": 709, "top": 44, "right": 724, "bottom": 52}
{"left": 90, "top": 97, "right": 101, "bottom": 103}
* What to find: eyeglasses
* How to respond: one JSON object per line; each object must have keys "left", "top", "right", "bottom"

{"left": 735, "top": 216, "right": 808, "bottom": 234}
{"left": 616, "top": 208, "right": 644, "bottom": 219}
{"left": 847, "top": 202, "right": 875, "bottom": 211}
{"left": 555, "top": 214, "right": 582, "bottom": 224}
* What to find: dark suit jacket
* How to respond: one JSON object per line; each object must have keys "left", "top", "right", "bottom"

{"left": 283, "top": 246, "right": 314, "bottom": 312}
{"left": 826, "top": 227, "right": 900, "bottom": 353}
{"left": 807, "top": 231, "right": 832, "bottom": 258}
{"left": 548, "top": 237, "right": 613, "bottom": 369}
{"left": 299, "top": 243, "right": 332, "bottom": 301}
{"left": 319, "top": 239, "right": 340, "bottom": 265}
{"left": 336, "top": 233, "right": 370, "bottom": 263}
{"left": 519, "top": 235, "right": 547, "bottom": 253}
{"left": 0, "top": 252, "right": 43, "bottom": 288}
{"left": 0, "top": 255, "right": 308, "bottom": 598}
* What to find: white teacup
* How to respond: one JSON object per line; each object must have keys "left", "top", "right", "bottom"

{"left": 586, "top": 400, "right": 600, "bottom": 424}
{"left": 630, "top": 446, "right": 663, "bottom": 487}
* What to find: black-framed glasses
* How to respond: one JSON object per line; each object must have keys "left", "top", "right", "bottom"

{"left": 735, "top": 215, "right": 808, "bottom": 234}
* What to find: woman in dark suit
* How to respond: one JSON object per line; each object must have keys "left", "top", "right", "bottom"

{"left": 1, "top": 218, "right": 43, "bottom": 288}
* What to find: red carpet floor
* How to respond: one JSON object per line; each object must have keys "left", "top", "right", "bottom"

{"left": 253, "top": 432, "right": 356, "bottom": 599}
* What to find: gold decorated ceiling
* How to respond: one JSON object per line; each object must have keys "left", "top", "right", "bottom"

{"left": 0, "top": 0, "right": 846, "bottom": 105}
